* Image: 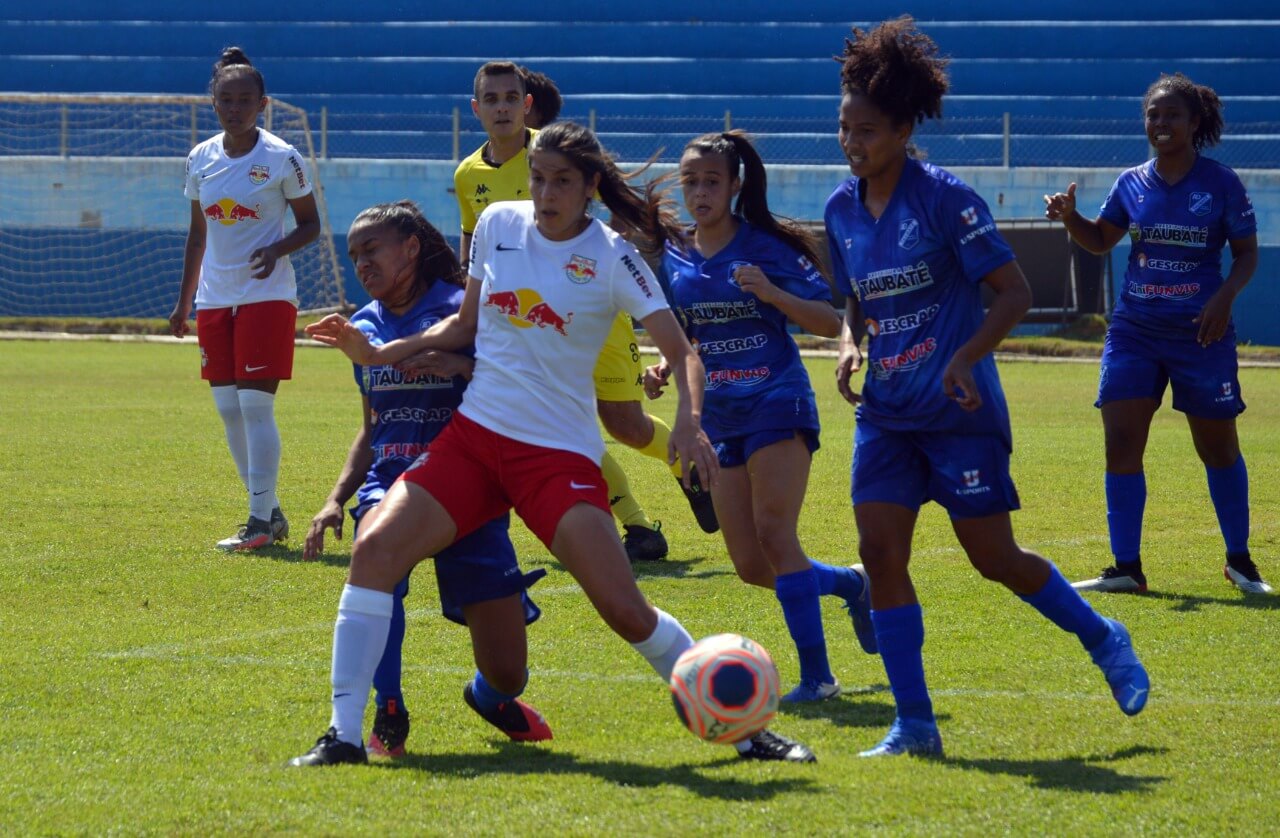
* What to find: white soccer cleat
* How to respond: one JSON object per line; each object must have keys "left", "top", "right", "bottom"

{"left": 1072, "top": 566, "right": 1147, "bottom": 594}
{"left": 1225, "top": 562, "right": 1274, "bottom": 595}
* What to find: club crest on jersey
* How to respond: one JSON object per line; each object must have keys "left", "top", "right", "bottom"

{"left": 564, "top": 254, "right": 597, "bottom": 284}
{"left": 898, "top": 218, "right": 920, "bottom": 250}
{"left": 729, "top": 261, "right": 751, "bottom": 286}
{"left": 248, "top": 165, "right": 270, "bottom": 185}
{"left": 960, "top": 206, "right": 979, "bottom": 226}
{"left": 1189, "top": 192, "right": 1212, "bottom": 216}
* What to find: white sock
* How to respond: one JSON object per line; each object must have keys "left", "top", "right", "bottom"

{"left": 237, "top": 389, "right": 280, "bottom": 520}
{"left": 328, "top": 584, "right": 394, "bottom": 747}
{"left": 629, "top": 607, "right": 693, "bottom": 682}
{"left": 211, "top": 385, "right": 249, "bottom": 489}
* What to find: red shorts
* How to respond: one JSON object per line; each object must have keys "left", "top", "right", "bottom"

{"left": 398, "top": 412, "right": 611, "bottom": 548}
{"left": 196, "top": 300, "right": 297, "bottom": 381}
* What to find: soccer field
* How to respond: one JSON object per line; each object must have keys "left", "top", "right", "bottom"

{"left": 1, "top": 340, "right": 1277, "bottom": 835}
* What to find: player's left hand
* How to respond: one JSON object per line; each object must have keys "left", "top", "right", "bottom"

{"left": 835, "top": 343, "right": 863, "bottom": 406}
{"left": 643, "top": 360, "right": 671, "bottom": 399}
{"left": 942, "top": 356, "right": 982, "bottom": 411}
{"left": 669, "top": 415, "right": 719, "bottom": 492}
{"left": 305, "top": 314, "right": 379, "bottom": 365}
{"left": 395, "top": 349, "right": 474, "bottom": 380}
{"left": 248, "top": 245, "right": 278, "bottom": 279}
{"left": 1193, "top": 288, "right": 1235, "bottom": 346}
{"left": 733, "top": 264, "right": 779, "bottom": 304}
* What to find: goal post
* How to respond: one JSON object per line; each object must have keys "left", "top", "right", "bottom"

{"left": 0, "top": 93, "right": 346, "bottom": 319}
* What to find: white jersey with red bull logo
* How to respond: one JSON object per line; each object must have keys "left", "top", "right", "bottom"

{"left": 184, "top": 128, "right": 312, "bottom": 308}
{"left": 462, "top": 201, "right": 668, "bottom": 464}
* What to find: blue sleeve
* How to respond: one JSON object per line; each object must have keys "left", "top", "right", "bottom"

{"left": 1223, "top": 169, "right": 1257, "bottom": 240}
{"left": 941, "top": 184, "right": 1014, "bottom": 284}
{"left": 824, "top": 204, "right": 855, "bottom": 299}
{"left": 764, "top": 237, "right": 832, "bottom": 303}
{"left": 1098, "top": 175, "right": 1130, "bottom": 230}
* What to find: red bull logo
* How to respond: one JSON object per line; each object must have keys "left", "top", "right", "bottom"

{"left": 203, "top": 198, "right": 262, "bottom": 226}
{"left": 564, "top": 254, "right": 597, "bottom": 284}
{"left": 484, "top": 289, "right": 574, "bottom": 336}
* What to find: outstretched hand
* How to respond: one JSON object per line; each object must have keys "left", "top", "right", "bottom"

{"left": 303, "top": 500, "right": 344, "bottom": 561}
{"left": 1043, "top": 182, "right": 1078, "bottom": 222}
{"left": 305, "top": 314, "right": 377, "bottom": 365}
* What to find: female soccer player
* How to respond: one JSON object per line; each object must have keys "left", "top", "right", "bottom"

{"left": 827, "top": 18, "right": 1149, "bottom": 757}
{"left": 1044, "top": 73, "right": 1268, "bottom": 595}
{"left": 646, "top": 131, "right": 875, "bottom": 703}
{"left": 291, "top": 121, "right": 814, "bottom": 765}
{"left": 168, "top": 47, "right": 320, "bottom": 551}
{"left": 303, "top": 201, "right": 551, "bottom": 756}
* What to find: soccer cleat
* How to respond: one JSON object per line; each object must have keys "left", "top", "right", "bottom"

{"left": 216, "top": 516, "right": 273, "bottom": 551}
{"left": 288, "top": 727, "right": 368, "bottom": 767}
{"left": 367, "top": 699, "right": 410, "bottom": 758}
{"left": 677, "top": 468, "right": 719, "bottom": 534}
{"left": 1089, "top": 618, "right": 1150, "bottom": 716}
{"left": 1225, "top": 554, "right": 1274, "bottom": 595}
{"left": 623, "top": 521, "right": 669, "bottom": 562}
{"left": 844, "top": 563, "right": 878, "bottom": 654}
{"left": 781, "top": 679, "right": 841, "bottom": 703}
{"left": 737, "top": 729, "right": 817, "bottom": 763}
{"left": 1072, "top": 566, "right": 1148, "bottom": 594}
{"left": 463, "top": 682, "right": 553, "bottom": 742}
{"left": 859, "top": 718, "right": 944, "bottom": 758}
{"left": 270, "top": 507, "right": 289, "bottom": 543}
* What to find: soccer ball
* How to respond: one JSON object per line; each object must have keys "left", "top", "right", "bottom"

{"left": 669, "top": 633, "right": 780, "bottom": 744}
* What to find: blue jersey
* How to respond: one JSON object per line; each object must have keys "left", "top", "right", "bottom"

{"left": 1099, "top": 155, "right": 1255, "bottom": 340}
{"left": 351, "top": 281, "right": 470, "bottom": 512}
{"left": 824, "top": 158, "right": 1015, "bottom": 442}
{"left": 661, "top": 220, "right": 830, "bottom": 442}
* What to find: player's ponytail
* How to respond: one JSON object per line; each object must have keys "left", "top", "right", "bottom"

{"left": 1143, "top": 72, "right": 1224, "bottom": 151}
{"left": 351, "top": 201, "right": 463, "bottom": 290}
{"left": 209, "top": 46, "right": 265, "bottom": 97}
{"left": 530, "top": 121, "right": 684, "bottom": 253}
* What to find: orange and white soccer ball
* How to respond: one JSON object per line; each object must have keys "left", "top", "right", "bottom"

{"left": 669, "top": 633, "right": 780, "bottom": 744}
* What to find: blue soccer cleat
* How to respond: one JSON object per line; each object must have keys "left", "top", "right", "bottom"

{"left": 844, "top": 564, "right": 878, "bottom": 655}
{"left": 860, "top": 717, "right": 944, "bottom": 758}
{"left": 781, "top": 679, "right": 841, "bottom": 703}
{"left": 1089, "top": 618, "right": 1150, "bottom": 716}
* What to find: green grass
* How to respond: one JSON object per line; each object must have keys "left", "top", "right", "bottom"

{"left": 1, "top": 340, "right": 1277, "bottom": 835}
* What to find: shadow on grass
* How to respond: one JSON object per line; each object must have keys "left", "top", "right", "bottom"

{"left": 944, "top": 744, "right": 1169, "bottom": 793}
{"left": 250, "top": 543, "right": 352, "bottom": 568}
{"left": 1144, "top": 589, "right": 1280, "bottom": 613}
{"left": 775, "top": 685, "right": 934, "bottom": 732}
{"left": 381, "top": 743, "right": 821, "bottom": 801}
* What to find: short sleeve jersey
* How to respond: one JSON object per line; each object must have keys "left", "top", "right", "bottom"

{"left": 453, "top": 128, "right": 537, "bottom": 234}
{"left": 661, "top": 221, "right": 831, "bottom": 442}
{"left": 824, "top": 158, "right": 1016, "bottom": 441}
{"left": 462, "top": 201, "right": 668, "bottom": 463}
{"left": 184, "top": 129, "right": 312, "bottom": 308}
{"left": 349, "top": 280, "right": 470, "bottom": 511}
{"left": 1098, "top": 155, "right": 1256, "bottom": 339}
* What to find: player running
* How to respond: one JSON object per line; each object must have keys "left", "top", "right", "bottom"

{"left": 169, "top": 47, "right": 320, "bottom": 551}
{"left": 302, "top": 201, "right": 551, "bottom": 757}
{"left": 827, "top": 17, "right": 1150, "bottom": 757}
{"left": 1044, "top": 73, "right": 1268, "bottom": 595}
{"left": 292, "top": 121, "right": 815, "bottom": 765}
{"left": 645, "top": 130, "right": 876, "bottom": 703}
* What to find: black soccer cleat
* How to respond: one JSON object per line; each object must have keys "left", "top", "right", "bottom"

{"left": 623, "top": 521, "right": 669, "bottom": 562}
{"left": 288, "top": 727, "right": 368, "bottom": 767}
{"left": 368, "top": 699, "right": 411, "bottom": 758}
{"left": 737, "top": 729, "right": 817, "bottom": 763}
{"left": 677, "top": 467, "right": 719, "bottom": 534}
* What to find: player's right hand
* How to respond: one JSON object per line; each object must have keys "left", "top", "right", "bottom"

{"left": 835, "top": 343, "right": 863, "bottom": 406}
{"left": 168, "top": 304, "right": 191, "bottom": 338}
{"left": 643, "top": 360, "right": 671, "bottom": 399}
{"left": 305, "top": 314, "right": 377, "bottom": 365}
{"left": 1043, "top": 182, "right": 1077, "bottom": 221}
{"left": 303, "top": 500, "right": 344, "bottom": 561}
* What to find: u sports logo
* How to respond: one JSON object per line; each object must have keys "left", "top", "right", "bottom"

{"left": 1189, "top": 192, "right": 1213, "bottom": 217}
{"left": 898, "top": 218, "right": 920, "bottom": 250}
{"left": 963, "top": 469, "right": 981, "bottom": 488}
{"left": 484, "top": 288, "right": 574, "bottom": 335}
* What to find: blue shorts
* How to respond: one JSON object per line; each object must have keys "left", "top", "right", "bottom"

{"left": 714, "top": 427, "right": 819, "bottom": 468}
{"left": 352, "top": 504, "right": 543, "bottom": 627}
{"left": 1096, "top": 327, "right": 1245, "bottom": 419}
{"left": 850, "top": 423, "right": 1020, "bottom": 520}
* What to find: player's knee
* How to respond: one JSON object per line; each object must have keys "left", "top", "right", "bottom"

{"left": 349, "top": 531, "right": 401, "bottom": 590}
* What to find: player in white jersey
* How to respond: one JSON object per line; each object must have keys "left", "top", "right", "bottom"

{"left": 292, "top": 122, "right": 815, "bottom": 765}
{"left": 168, "top": 47, "right": 320, "bottom": 551}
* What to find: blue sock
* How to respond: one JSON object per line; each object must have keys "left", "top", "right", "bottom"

{"left": 810, "top": 559, "right": 865, "bottom": 602}
{"left": 469, "top": 669, "right": 525, "bottom": 714}
{"left": 1206, "top": 455, "right": 1250, "bottom": 555}
{"left": 774, "top": 568, "right": 833, "bottom": 685}
{"left": 871, "top": 604, "right": 933, "bottom": 724}
{"left": 1018, "top": 564, "right": 1110, "bottom": 650}
{"left": 372, "top": 575, "right": 410, "bottom": 710}
{"left": 1105, "top": 471, "right": 1146, "bottom": 569}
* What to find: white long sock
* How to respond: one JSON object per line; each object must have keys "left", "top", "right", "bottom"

{"left": 328, "top": 584, "right": 394, "bottom": 747}
{"left": 211, "top": 385, "right": 249, "bottom": 489}
{"left": 629, "top": 607, "right": 693, "bottom": 682}
{"left": 237, "top": 389, "right": 280, "bottom": 520}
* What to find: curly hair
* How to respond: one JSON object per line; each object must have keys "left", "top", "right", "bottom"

{"left": 350, "top": 200, "right": 463, "bottom": 289}
{"left": 209, "top": 46, "right": 265, "bottom": 97}
{"left": 836, "top": 16, "right": 948, "bottom": 126}
{"left": 1143, "top": 72, "right": 1224, "bottom": 150}
{"left": 519, "top": 66, "right": 563, "bottom": 128}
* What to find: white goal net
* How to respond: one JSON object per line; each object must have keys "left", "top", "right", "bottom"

{"left": 0, "top": 93, "right": 345, "bottom": 319}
